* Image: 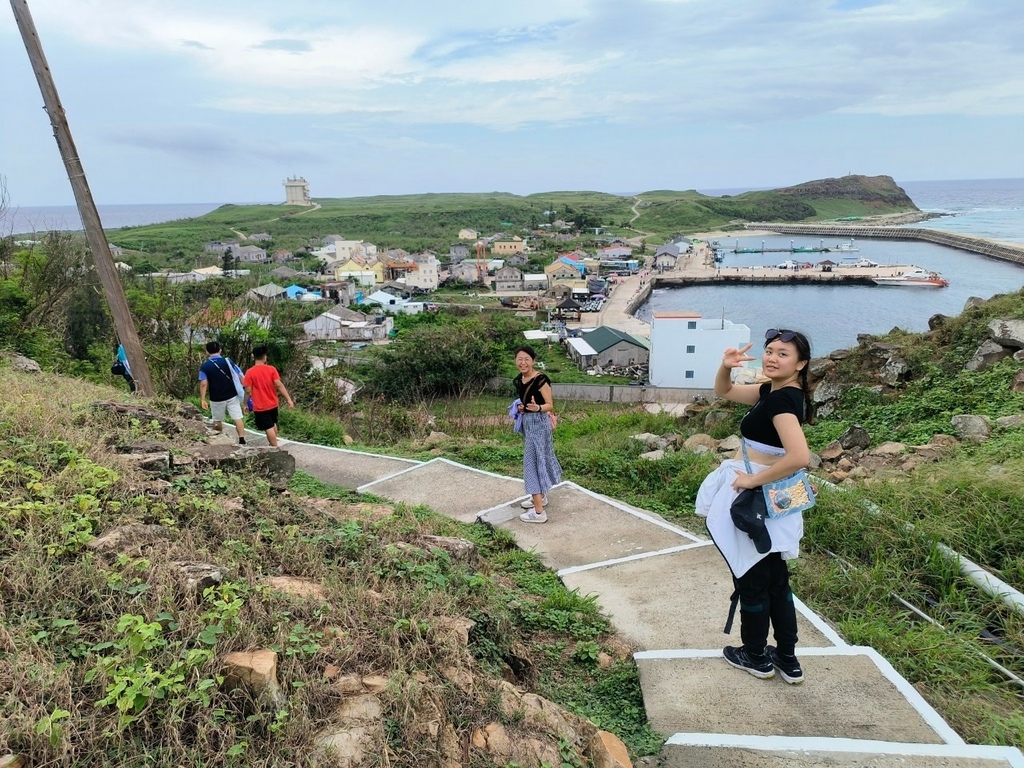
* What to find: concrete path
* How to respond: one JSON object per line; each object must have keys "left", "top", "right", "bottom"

{"left": 276, "top": 437, "right": 1024, "bottom": 768}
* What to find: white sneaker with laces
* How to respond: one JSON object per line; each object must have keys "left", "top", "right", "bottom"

{"left": 520, "top": 496, "right": 549, "bottom": 509}
{"left": 518, "top": 510, "right": 548, "bottom": 524}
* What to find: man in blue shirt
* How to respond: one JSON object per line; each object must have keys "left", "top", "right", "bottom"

{"left": 198, "top": 341, "right": 247, "bottom": 445}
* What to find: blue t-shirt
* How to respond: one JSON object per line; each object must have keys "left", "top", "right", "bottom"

{"left": 199, "top": 355, "right": 238, "bottom": 402}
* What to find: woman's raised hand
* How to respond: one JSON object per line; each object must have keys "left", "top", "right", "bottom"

{"left": 722, "top": 343, "right": 755, "bottom": 369}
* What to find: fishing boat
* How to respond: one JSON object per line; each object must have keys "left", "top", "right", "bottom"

{"left": 872, "top": 268, "right": 949, "bottom": 288}
{"left": 832, "top": 240, "right": 859, "bottom": 253}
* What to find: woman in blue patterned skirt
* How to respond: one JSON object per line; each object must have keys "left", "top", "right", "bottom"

{"left": 513, "top": 345, "right": 562, "bottom": 523}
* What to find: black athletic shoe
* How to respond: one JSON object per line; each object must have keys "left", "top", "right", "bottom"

{"left": 723, "top": 645, "right": 775, "bottom": 679}
{"left": 766, "top": 645, "right": 804, "bottom": 684}
{"left": 238, "top": 437, "right": 247, "bottom": 445}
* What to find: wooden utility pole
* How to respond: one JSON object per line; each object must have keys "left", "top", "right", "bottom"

{"left": 10, "top": 0, "right": 155, "bottom": 395}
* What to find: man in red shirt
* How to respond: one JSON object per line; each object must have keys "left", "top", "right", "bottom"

{"left": 242, "top": 345, "right": 294, "bottom": 447}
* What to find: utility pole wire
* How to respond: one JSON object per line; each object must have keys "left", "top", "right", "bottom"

{"left": 10, "top": 0, "right": 155, "bottom": 395}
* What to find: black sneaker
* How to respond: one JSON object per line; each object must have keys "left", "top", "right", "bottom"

{"left": 723, "top": 645, "right": 775, "bottom": 680}
{"left": 766, "top": 645, "right": 804, "bottom": 685}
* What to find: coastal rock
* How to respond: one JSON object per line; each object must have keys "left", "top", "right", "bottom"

{"left": 879, "top": 356, "right": 911, "bottom": 386}
{"left": 996, "top": 414, "right": 1024, "bottom": 429}
{"left": 811, "top": 380, "right": 844, "bottom": 406}
{"left": 988, "top": 318, "right": 1024, "bottom": 349}
{"left": 1011, "top": 370, "right": 1024, "bottom": 393}
{"left": 950, "top": 414, "right": 991, "bottom": 442}
{"left": 963, "top": 296, "right": 986, "bottom": 311}
{"left": 838, "top": 425, "right": 872, "bottom": 451}
{"left": 927, "top": 313, "right": 950, "bottom": 331}
{"left": 965, "top": 340, "right": 1012, "bottom": 371}
{"left": 12, "top": 355, "right": 41, "bottom": 373}
{"left": 827, "top": 348, "right": 853, "bottom": 361}
{"left": 807, "top": 357, "right": 836, "bottom": 382}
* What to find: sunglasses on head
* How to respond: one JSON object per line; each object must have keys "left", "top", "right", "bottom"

{"left": 765, "top": 329, "right": 797, "bottom": 342}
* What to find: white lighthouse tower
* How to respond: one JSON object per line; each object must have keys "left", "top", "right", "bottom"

{"left": 283, "top": 176, "right": 312, "bottom": 206}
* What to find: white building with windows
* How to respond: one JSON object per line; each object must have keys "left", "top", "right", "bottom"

{"left": 648, "top": 312, "right": 751, "bottom": 389}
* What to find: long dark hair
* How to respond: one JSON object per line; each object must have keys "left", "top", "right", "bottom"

{"left": 765, "top": 329, "right": 814, "bottom": 424}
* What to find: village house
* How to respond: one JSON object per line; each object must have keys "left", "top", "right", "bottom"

{"left": 504, "top": 251, "right": 530, "bottom": 267}
{"left": 566, "top": 326, "right": 650, "bottom": 371}
{"left": 332, "top": 257, "right": 384, "bottom": 285}
{"left": 449, "top": 243, "right": 471, "bottom": 264}
{"left": 544, "top": 260, "right": 581, "bottom": 290}
{"left": 203, "top": 241, "right": 239, "bottom": 253}
{"left": 270, "top": 265, "right": 301, "bottom": 281}
{"left": 458, "top": 228, "right": 479, "bottom": 240}
{"left": 248, "top": 233, "right": 272, "bottom": 242}
{"left": 234, "top": 245, "right": 268, "bottom": 263}
{"left": 494, "top": 266, "right": 524, "bottom": 292}
{"left": 449, "top": 261, "right": 484, "bottom": 284}
{"left": 648, "top": 313, "right": 749, "bottom": 388}
{"left": 320, "top": 281, "right": 359, "bottom": 306}
{"left": 523, "top": 273, "right": 547, "bottom": 291}
{"left": 407, "top": 252, "right": 440, "bottom": 292}
{"left": 302, "top": 306, "right": 393, "bottom": 342}
{"left": 384, "top": 257, "right": 418, "bottom": 282}
{"left": 272, "top": 249, "right": 294, "bottom": 263}
{"left": 362, "top": 290, "right": 423, "bottom": 315}
{"left": 492, "top": 237, "right": 525, "bottom": 255}
{"left": 249, "top": 283, "right": 288, "bottom": 302}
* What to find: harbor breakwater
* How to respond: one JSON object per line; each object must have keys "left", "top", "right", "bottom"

{"left": 747, "top": 223, "right": 1024, "bottom": 265}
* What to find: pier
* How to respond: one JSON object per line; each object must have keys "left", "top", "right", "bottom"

{"left": 746, "top": 223, "right": 1024, "bottom": 266}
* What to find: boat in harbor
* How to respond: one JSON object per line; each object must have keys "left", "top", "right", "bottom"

{"left": 832, "top": 240, "right": 859, "bottom": 253}
{"left": 872, "top": 268, "right": 950, "bottom": 288}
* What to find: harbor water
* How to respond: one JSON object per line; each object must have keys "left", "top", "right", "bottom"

{"left": 639, "top": 178, "right": 1024, "bottom": 356}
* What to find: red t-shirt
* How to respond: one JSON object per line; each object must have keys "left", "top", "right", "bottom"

{"left": 243, "top": 364, "right": 281, "bottom": 412}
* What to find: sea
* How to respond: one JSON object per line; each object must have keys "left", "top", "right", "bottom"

{"left": 2, "top": 202, "right": 226, "bottom": 235}
{"left": 638, "top": 178, "right": 1024, "bottom": 355}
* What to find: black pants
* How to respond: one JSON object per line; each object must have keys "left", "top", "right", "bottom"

{"left": 736, "top": 552, "right": 798, "bottom": 656}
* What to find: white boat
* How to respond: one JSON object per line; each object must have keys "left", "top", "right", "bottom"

{"left": 832, "top": 240, "right": 859, "bottom": 253}
{"left": 872, "top": 268, "right": 949, "bottom": 288}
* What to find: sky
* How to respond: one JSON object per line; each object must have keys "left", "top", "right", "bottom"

{"left": 1, "top": 0, "right": 1022, "bottom": 207}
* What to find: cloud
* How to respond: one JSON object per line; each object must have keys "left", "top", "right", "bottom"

{"left": 105, "top": 125, "right": 323, "bottom": 165}
{"left": 251, "top": 39, "right": 312, "bottom": 53}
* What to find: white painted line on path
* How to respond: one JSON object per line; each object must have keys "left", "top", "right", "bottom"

{"left": 557, "top": 541, "right": 713, "bottom": 576}
{"left": 664, "top": 733, "right": 1022, "bottom": 765}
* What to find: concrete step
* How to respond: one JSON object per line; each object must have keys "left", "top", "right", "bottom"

{"left": 661, "top": 735, "right": 1024, "bottom": 767}
{"left": 560, "top": 544, "right": 841, "bottom": 652}
{"left": 485, "top": 481, "right": 702, "bottom": 570}
{"left": 358, "top": 457, "right": 527, "bottom": 523}
{"left": 635, "top": 646, "right": 961, "bottom": 746}
{"left": 281, "top": 441, "right": 421, "bottom": 489}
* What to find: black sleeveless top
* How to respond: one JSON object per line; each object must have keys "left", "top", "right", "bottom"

{"left": 514, "top": 372, "right": 550, "bottom": 406}
{"left": 739, "top": 383, "right": 804, "bottom": 448}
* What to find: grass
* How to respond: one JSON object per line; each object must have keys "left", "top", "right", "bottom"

{"left": 0, "top": 367, "right": 666, "bottom": 765}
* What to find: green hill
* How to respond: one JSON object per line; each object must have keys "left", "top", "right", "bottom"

{"left": 105, "top": 175, "right": 918, "bottom": 257}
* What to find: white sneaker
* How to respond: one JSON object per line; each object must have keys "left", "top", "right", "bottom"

{"left": 520, "top": 496, "right": 549, "bottom": 509}
{"left": 519, "top": 510, "right": 548, "bottom": 524}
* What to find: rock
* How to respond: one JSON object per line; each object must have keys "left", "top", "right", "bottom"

{"left": 431, "top": 616, "right": 476, "bottom": 647}
{"left": 807, "top": 357, "right": 836, "bottom": 382}
{"left": 1012, "top": 370, "right": 1024, "bottom": 393}
{"left": 171, "top": 561, "right": 224, "bottom": 593}
{"left": 811, "top": 380, "right": 844, "bottom": 406}
{"left": 827, "top": 348, "right": 853, "bottom": 360}
{"left": 91, "top": 401, "right": 181, "bottom": 434}
{"left": 87, "top": 524, "right": 170, "bottom": 553}
{"left": 639, "top": 449, "right": 665, "bottom": 461}
{"left": 189, "top": 444, "right": 295, "bottom": 490}
{"left": 630, "top": 432, "right": 661, "bottom": 450}
{"left": 996, "top": 414, "right": 1024, "bottom": 428}
{"left": 343, "top": 434, "right": 354, "bottom": 445}
{"left": 716, "top": 434, "right": 741, "bottom": 453}
{"left": 264, "top": 576, "right": 327, "bottom": 601}
{"left": 963, "top": 296, "right": 986, "bottom": 311}
{"left": 411, "top": 535, "right": 478, "bottom": 565}
{"left": 11, "top": 355, "right": 42, "bottom": 373}
{"left": 683, "top": 433, "right": 718, "bottom": 453}
{"left": 988, "top": 318, "right": 1024, "bottom": 349}
{"left": 222, "top": 649, "right": 284, "bottom": 706}
{"left": 819, "top": 441, "right": 844, "bottom": 461}
{"left": 588, "top": 729, "right": 633, "bottom": 768}
{"left": 0, "top": 755, "right": 28, "bottom": 768}
{"left": 471, "top": 722, "right": 514, "bottom": 759}
{"left": 950, "top": 414, "right": 991, "bottom": 442}
{"left": 927, "top": 313, "right": 950, "bottom": 330}
{"left": 317, "top": 693, "right": 385, "bottom": 768}
{"left": 879, "top": 356, "right": 910, "bottom": 386}
{"left": 119, "top": 452, "right": 171, "bottom": 472}
{"left": 838, "top": 425, "right": 871, "bottom": 451}
{"left": 871, "top": 441, "right": 908, "bottom": 456}
{"left": 703, "top": 411, "right": 730, "bottom": 429}
{"left": 116, "top": 440, "right": 168, "bottom": 454}
{"left": 424, "top": 430, "right": 450, "bottom": 446}
{"left": 965, "top": 340, "right": 1011, "bottom": 371}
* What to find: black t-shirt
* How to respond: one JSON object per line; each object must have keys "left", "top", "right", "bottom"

{"left": 514, "top": 372, "right": 550, "bottom": 406}
{"left": 739, "top": 383, "right": 805, "bottom": 448}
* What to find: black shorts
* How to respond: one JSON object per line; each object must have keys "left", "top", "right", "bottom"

{"left": 253, "top": 407, "right": 279, "bottom": 431}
